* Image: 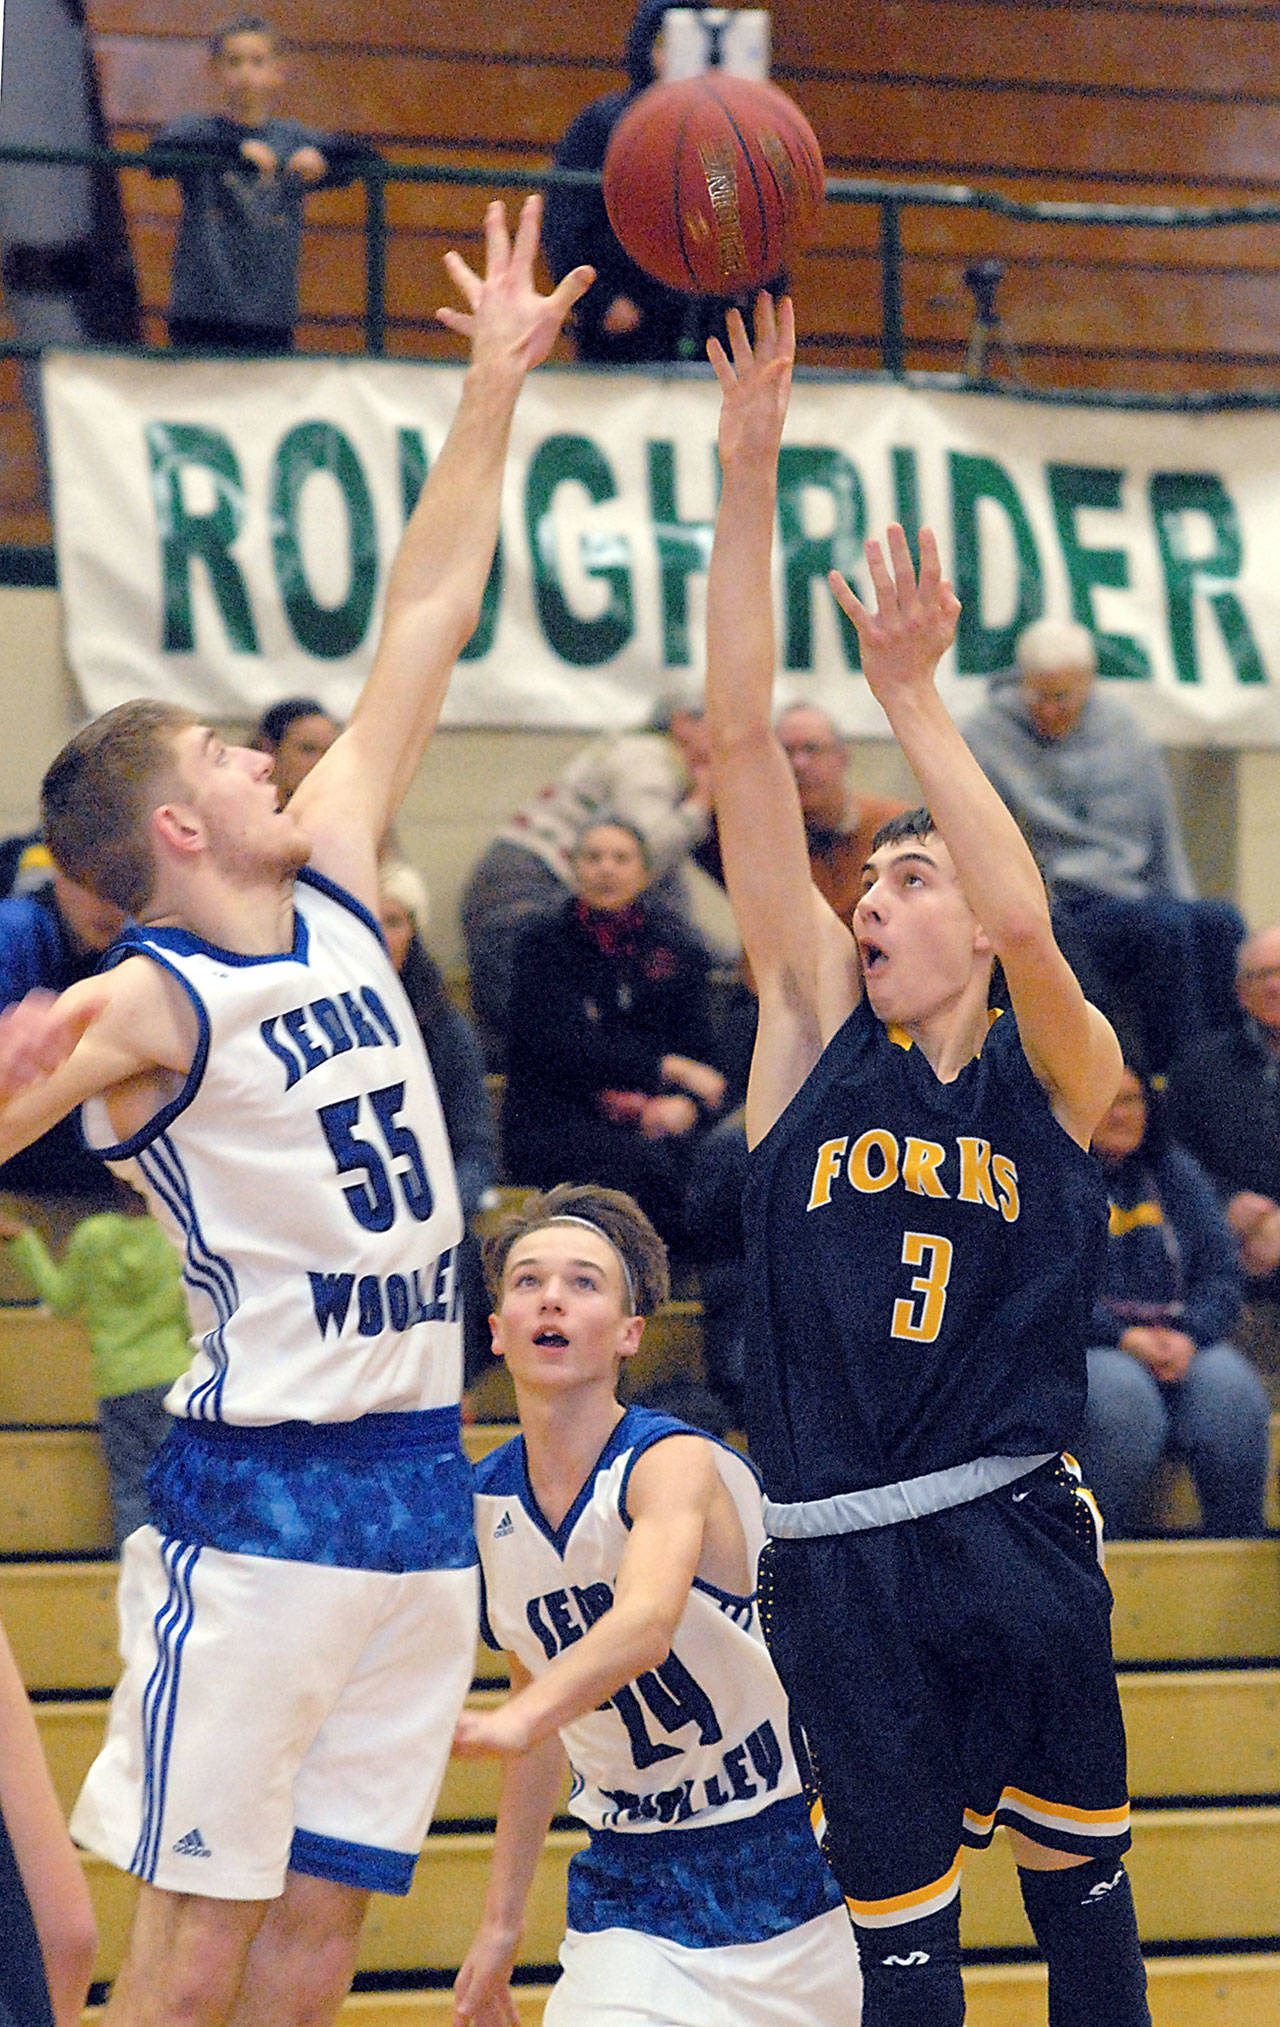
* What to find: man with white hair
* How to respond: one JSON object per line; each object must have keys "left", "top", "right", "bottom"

{"left": 963, "top": 617, "right": 1244, "bottom": 1072}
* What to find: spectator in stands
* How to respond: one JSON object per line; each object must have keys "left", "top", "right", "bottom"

{"left": 544, "top": 0, "right": 773, "bottom": 364}
{"left": 146, "top": 14, "right": 377, "bottom": 354}
{"left": 1079, "top": 1059, "right": 1270, "bottom": 1538}
{"left": 377, "top": 859, "right": 497, "bottom": 1388}
{"left": 0, "top": 1181, "right": 190, "bottom": 1546}
{"left": 694, "top": 700, "right": 909, "bottom": 927}
{"left": 0, "top": 1614, "right": 96, "bottom": 2027}
{"left": 501, "top": 819, "right": 725, "bottom": 1249}
{"left": 0, "top": 870, "right": 130, "bottom": 1215}
{"left": 253, "top": 695, "right": 341, "bottom": 803}
{"left": 963, "top": 617, "right": 1245, "bottom": 1072}
{"left": 460, "top": 702, "right": 715, "bottom": 1063}
{"left": 0, "top": 828, "right": 53, "bottom": 899}
{"left": 1167, "top": 922, "right": 1280, "bottom": 1308}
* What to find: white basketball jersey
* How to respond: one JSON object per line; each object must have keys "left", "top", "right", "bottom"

{"left": 474, "top": 1407, "right": 806, "bottom": 1836}
{"left": 82, "top": 869, "right": 463, "bottom": 1425}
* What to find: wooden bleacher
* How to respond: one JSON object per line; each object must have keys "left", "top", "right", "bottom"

{"left": 4, "top": 3, "right": 1280, "bottom": 541}
{"left": 2, "top": 1301, "right": 1278, "bottom": 2019}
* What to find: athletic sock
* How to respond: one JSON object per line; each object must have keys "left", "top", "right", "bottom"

{"left": 1017, "top": 1857, "right": 1152, "bottom": 2026}
{"left": 851, "top": 1900, "right": 964, "bottom": 2026}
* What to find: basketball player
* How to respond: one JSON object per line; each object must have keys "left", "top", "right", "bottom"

{"left": 452, "top": 1183, "right": 862, "bottom": 2027}
{"left": 0, "top": 198, "right": 592, "bottom": 2027}
{"left": 702, "top": 296, "right": 1150, "bottom": 2025}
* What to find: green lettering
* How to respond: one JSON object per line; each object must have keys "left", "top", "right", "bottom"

{"left": 948, "top": 453, "right": 1042, "bottom": 674}
{"left": 145, "top": 422, "right": 259, "bottom": 654}
{"left": 525, "top": 435, "right": 633, "bottom": 667}
{"left": 1149, "top": 472, "right": 1268, "bottom": 686}
{"left": 270, "top": 423, "right": 378, "bottom": 659}
{"left": 646, "top": 441, "right": 714, "bottom": 667}
{"left": 1046, "top": 463, "right": 1148, "bottom": 680}
{"left": 777, "top": 446, "right": 863, "bottom": 668}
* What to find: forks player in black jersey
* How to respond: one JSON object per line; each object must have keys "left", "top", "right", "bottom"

{"left": 702, "top": 295, "right": 1150, "bottom": 2027}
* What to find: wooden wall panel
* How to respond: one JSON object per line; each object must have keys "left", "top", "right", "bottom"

{"left": 5, "top": 3, "right": 1280, "bottom": 544}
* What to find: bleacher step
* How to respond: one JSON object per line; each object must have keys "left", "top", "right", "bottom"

{"left": 74, "top": 1806, "right": 1280, "bottom": 1982}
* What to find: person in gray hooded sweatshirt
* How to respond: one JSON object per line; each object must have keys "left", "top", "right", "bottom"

{"left": 963, "top": 617, "right": 1243, "bottom": 1073}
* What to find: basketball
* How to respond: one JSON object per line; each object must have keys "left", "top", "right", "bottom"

{"left": 602, "top": 72, "right": 825, "bottom": 297}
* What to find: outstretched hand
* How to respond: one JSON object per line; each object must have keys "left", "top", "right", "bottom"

{"left": 437, "top": 194, "right": 594, "bottom": 376}
{"left": 707, "top": 292, "right": 796, "bottom": 470}
{"left": 828, "top": 525, "right": 961, "bottom": 706}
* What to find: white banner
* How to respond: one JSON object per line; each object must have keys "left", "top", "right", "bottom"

{"left": 44, "top": 348, "right": 1280, "bottom": 744}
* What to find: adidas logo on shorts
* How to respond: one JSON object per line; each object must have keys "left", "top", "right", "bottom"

{"left": 493, "top": 1510, "right": 515, "bottom": 1538}
{"left": 173, "top": 1827, "right": 212, "bottom": 1859}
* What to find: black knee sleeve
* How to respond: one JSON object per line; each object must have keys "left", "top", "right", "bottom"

{"left": 851, "top": 1900, "right": 965, "bottom": 2027}
{"left": 1018, "top": 1856, "right": 1151, "bottom": 2027}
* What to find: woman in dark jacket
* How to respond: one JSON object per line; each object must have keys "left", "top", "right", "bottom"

{"left": 501, "top": 819, "right": 725, "bottom": 1247}
{"left": 1079, "top": 1060, "right": 1270, "bottom": 1536}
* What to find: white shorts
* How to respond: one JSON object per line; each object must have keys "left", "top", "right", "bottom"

{"left": 545, "top": 1907, "right": 862, "bottom": 2027}
{"left": 70, "top": 1525, "right": 478, "bottom": 1899}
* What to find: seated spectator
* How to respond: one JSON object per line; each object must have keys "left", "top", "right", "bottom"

{"left": 1167, "top": 922, "right": 1280, "bottom": 1308}
{"left": 963, "top": 618, "right": 1244, "bottom": 1071}
{"left": 460, "top": 703, "right": 714, "bottom": 1062}
{"left": 693, "top": 700, "right": 908, "bottom": 927}
{"left": 0, "top": 870, "right": 132, "bottom": 1218}
{"left": 252, "top": 695, "right": 341, "bottom": 803}
{"left": 377, "top": 860, "right": 497, "bottom": 1387}
{"left": 544, "top": 0, "right": 775, "bottom": 365}
{"left": 0, "top": 1179, "right": 190, "bottom": 1546}
{"left": 1078, "top": 1060, "right": 1270, "bottom": 1538}
{"left": 0, "top": 829, "right": 53, "bottom": 899}
{"left": 500, "top": 819, "right": 725, "bottom": 1249}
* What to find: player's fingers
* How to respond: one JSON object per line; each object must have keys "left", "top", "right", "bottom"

{"left": 863, "top": 536, "right": 898, "bottom": 611}
{"left": 916, "top": 524, "right": 943, "bottom": 594}
{"left": 482, "top": 198, "right": 511, "bottom": 277}
{"left": 442, "top": 248, "right": 481, "bottom": 306}
{"left": 706, "top": 336, "right": 736, "bottom": 390}
{"left": 777, "top": 293, "right": 797, "bottom": 359}
{"left": 549, "top": 263, "right": 596, "bottom": 314}
{"left": 828, "top": 568, "right": 870, "bottom": 627}
{"left": 884, "top": 522, "right": 917, "bottom": 597}
{"left": 435, "top": 307, "right": 475, "bottom": 336}
{"left": 754, "top": 289, "right": 777, "bottom": 355}
{"left": 510, "top": 190, "right": 542, "bottom": 269}
{"left": 725, "top": 306, "right": 753, "bottom": 372}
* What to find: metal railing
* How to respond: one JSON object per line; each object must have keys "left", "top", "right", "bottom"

{"left": 6, "top": 136, "right": 1280, "bottom": 376}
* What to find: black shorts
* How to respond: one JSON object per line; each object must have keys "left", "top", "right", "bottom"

{"left": 759, "top": 1456, "right": 1131, "bottom": 1931}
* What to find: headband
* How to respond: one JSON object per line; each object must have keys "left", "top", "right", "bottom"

{"left": 546, "top": 1215, "right": 638, "bottom": 1314}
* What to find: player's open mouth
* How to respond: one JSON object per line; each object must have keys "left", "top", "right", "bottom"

{"left": 534, "top": 1329, "right": 569, "bottom": 1348}
{"left": 862, "top": 942, "right": 887, "bottom": 973}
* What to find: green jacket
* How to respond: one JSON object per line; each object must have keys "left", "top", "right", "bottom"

{"left": 6, "top": 1214, "right": 191, "bottom": 1399}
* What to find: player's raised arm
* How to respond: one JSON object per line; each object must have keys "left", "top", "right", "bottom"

{"left": 705, "top": 297, "right": 860, "bottom": 1145}
{"left": 293, "top": 195, "right": 593, "bottom": 901}
{"left": 829, "top": 529, "right": 1121, "bottom": 1144}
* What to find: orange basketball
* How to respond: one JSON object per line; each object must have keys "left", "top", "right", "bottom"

{"left": 602, "top": 72, "right": 825, "bottom": 297}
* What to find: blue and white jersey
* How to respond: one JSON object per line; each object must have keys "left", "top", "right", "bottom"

{"left": 475, "top": 1407, "right": 844, "bottom": 1949}
{"left": 476, "top": 1406, "right": 805, "bottom": 1837}
{"left": 82, "top": 869, "right": 464, "bottom": 1427}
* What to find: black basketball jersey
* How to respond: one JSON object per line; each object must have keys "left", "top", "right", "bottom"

{"left": 742, "top": 1000, "right": 1109, "bottom": 1503}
